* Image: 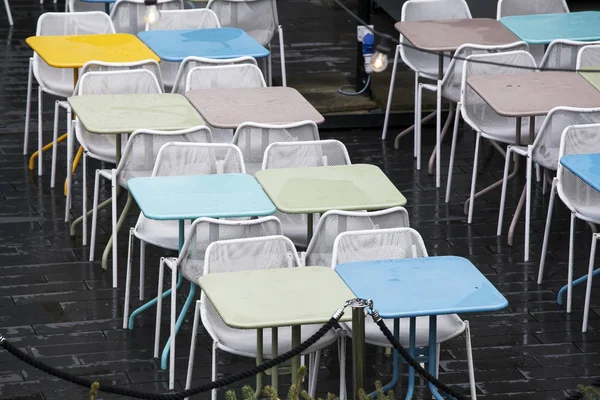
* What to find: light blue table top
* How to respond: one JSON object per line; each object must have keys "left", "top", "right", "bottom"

{"left": 335, "top": 256, "right": 508, "bottom": 319}
{"left": 137, "top": 28, "right": 270, "bottom": 62}
{"left": 560, "top": 153, "right": 600, "bottom": 192}
{"left": 500, "top": 11, "right": 600, "bottom": 44}
{"left": 127, "top": 174, "right": 276, "bottom": 220}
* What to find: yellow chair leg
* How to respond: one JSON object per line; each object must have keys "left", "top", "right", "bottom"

{"left": 28, "top": 132, "right": 68, "bottom": 171}
{"left": 64, "top": 146, "right": 84, "bottom": 196}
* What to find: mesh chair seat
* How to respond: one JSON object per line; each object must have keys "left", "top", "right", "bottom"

{"left": 134, "top": 216, "right": 191, "bottom": 250}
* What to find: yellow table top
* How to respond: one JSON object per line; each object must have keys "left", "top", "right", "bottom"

{"left": 26, "top": 34, "right": 160, "bottom": 68}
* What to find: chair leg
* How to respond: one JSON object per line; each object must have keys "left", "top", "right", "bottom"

{"left": 139, "top": 240, "right": 146, "bottom": 301}
{"left": 186, "top": 300, "right": 202, "bottom": 395}
{"left": 154, "top": 257, "right": 166, "bottom": 358}
{"left": 524, "top": 151, "right": 532, "bottom": 262}
{"left": 123, "top": 228, "right": 135, "bottom": 330}
{"left": 416, "top": 83, "right": 423, "bottom": 171}
{"left": 467, "top": 132, "right": 481, "bottom": 224}
{"left": 24, "top": 58, "right": 33, "bottom": 155}
{"left": 111, "top": 169, "right": 118, "bottom": 288}
{"left": 381, "top": 45, "right": 400, "bottom": 141}
{"left": 567, "top": 211, "right": 576, "bottom": 313}
{"left": 211, "top": 341, "right": 218, "bottom": 400}
{"left": 538, "top": 178, "right": 557, "bottom": 284}
{"left": 82, "top": 152, "right": 88, "bottom": 246}
{"left": 309, "top": 350, "right": 321, "bottom": 397}
{"left": 464, "top": 321, "right": 477, "bottom": 399}
{"left": 267, "top": 44, "right": 273, "bottom": 87}
{"left": 89, "top": 169, "right": 101, "bottom": 262}
{"left": 445, "top": 102, "right": 461, "bottom": 203}
{"left": 278, "top": 25, "right": 286, "bottom": 87}
{"left": 64, "top": 118, "right": 73, "bottom": 223}
{"left": 435, "top": 79, "right": 442, "bottom": 188}
{"left": 583, "top": 233, "right": 599, "bottom": 333}
{"left": 497, "top": 146, "right": 513, "bottom": 236}
{"left": 169, "top": 258, "right": 177, "bottom": 390}
{"left": 50, "top": 101, "right": 59, "bottom": 189}
{"left": 37, "top": 86, "right": 43, "bottom": 176}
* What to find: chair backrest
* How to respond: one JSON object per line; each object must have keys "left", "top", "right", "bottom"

{"left": 153, "top": 142, "right": 245, "bottom": 176}
{"left": 77, "top": 59, "right": 164, "bottom": 93}
{"left": 557, "top": 123, "right": 600, "bottom": 219}
{"left": 576, "top": 44, "right": 600, "bottom": 70}
{"left": 110, "top": 0, "right": 184, "bottom": 34}
{"left": 232, "top": 121, "right": 321, "bottom": 175}
{"left": 206, "top": 0, "right": 278, "bottom": 46}
{"left": 496, "top": 0, "right": 568, "bottom": 18}
{"left": 531, "top": 107, "right": 600, "bottom": 170}
{"left": 178, "top": 216, "right": 283, "bottom": 282}
{"left": 399, "top": 0, "right": 471, "bottom": 78}
{"left": 262, "top": 139, "right": 349, "bottom": 169}
{"left": 460, "top": 50, "right": 537, "bottom": 134}
{"left": 145, "top": 8, "right": 220, "bottom": 30}
{"left": 172, "top": 56, "right": 257, "bottom": 94}
{"left": 68, "top": 0, "right": 105, "bottom": 12}
{"left": 115, "top": 126, "right": 212, "bottom": 187}
{"left": 539, "top": 39, "right": 600, "bottom": 70}
{"left": 185, "top": 64, "right": 266, "bottom": 91}
{"left": 330, "top": 227, "right": 428, "bottom": 268}
{"left": 305, "top": 207, "right": 410, "bottom": 267}
{"left": 441, "top": 41, "right": 528, "bottom": 103}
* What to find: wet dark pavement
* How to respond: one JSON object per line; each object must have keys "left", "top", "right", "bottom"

{"left": 2, "top": 0, "right": 600, "bottom": 399}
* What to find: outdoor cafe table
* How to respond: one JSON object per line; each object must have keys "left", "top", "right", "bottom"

{"left": 185, "top": 86, "right": 325, "bottom": 129}
{"left": 500, "top": 11, "right": 600, "bottom": 44}
{"left": 335, "top": 256, "right": 508, "bottom": 400}
{"left": 393, "top": 18, "right": 519, "bottom": 188}
{"left": 68, "top": 93, "right": 204, "bottom": 282}
{"left": 25, "top": 33, "right": 159, "bottom": 176}
{"left": 255, "top": 164, "right": 407, "bottom": 242}
{"left": 127, "top": 173, "right": 276, "bottom": 388}
{"left": 197, "top": 266, "right": 354, "bottom": 394}
{"left": 466, "top": 71, "right": 600, "bottom": 262}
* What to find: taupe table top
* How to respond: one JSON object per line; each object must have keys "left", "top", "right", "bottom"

{"left": 185, "top": 87, "right": 324, "bottom": 129}
{"left": 467, "top": 71, "right": 600, "bottom": 117}
{"left": 394, "top": 18, "right": 519, "bottom": 52}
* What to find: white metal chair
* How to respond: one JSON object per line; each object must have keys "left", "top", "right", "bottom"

{"left": 4, "top": 0, "right": 12, "bottom": 26}
{"left": 89, "top": 127, "right": 212, "bottom": 288}
{"left": 498, "top": 107, "right": 600, "bottom": 262}
{"left": 496, "top": 0, "right": 569, "bottom": 64}
{"left": 206, "top": 0, "right": 286, "bottom": 86}
{"left": 110, "top": 0, "right": 184, "bottom": 34}
{"left": 331, "top": 227, "right": 477, "bottom": 400}
{"left": 418, "top": 41, "right": 527, "bottom": 188}
{"left": 189, "top": 235, "right": 339, "bottom": 400}
{"left": 449, "top": 50, "right": 541, "bottom": 224}
{"left": 24, "top": 12, "right": 115, "bottom": 176}
{"left": 381, "top": 0, "right": 471, "bottom": 145}
{"left": 261, "top": 139, "right": 349, "bottom": 248}
{"left": 538, "top": 123, "right": 600, "bottom": 332}
{"left": 539, "top": 39, "right": 600, "bottom": 71}
{"left": 576, "top": 44, "right": 600, "bottom": 71}
{"left": 145, "top": 9, "right": 221, "bottom": 90}
{"left": 153, "top": 216, "right": 282, "bottom": 389}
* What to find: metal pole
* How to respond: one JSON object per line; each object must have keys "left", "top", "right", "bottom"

{"left": 352, "top": 308, "right": 365, "bottom": 399}
{"left": 355, "top": 0, "right": 371, "bottom": 94}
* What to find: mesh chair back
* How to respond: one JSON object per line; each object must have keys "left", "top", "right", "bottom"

{"left": 33, "top": 12, "right": 115, "bottom": 96}
{"left": 305, "top": 207, "right": 410, "bottom": 267}
{"left": 262, "top": 139, "right": 349, "bottom": 169}
{"left": 178, "top": 216, "right": 282, "bottom": 282}
{"left": 172, "top": 56, "right": 257, "bottom": 94}
{"left": 557, "top": 124, "right": 600, "bottom": 221}
{"left": 233, "top": 121, "right": 320, "bottom": 174}
{"left": 539, "top": 40, "right": 600, "bottom": 70}
{"left": 110, "top": 0, "right": 183, "bottom": 34}
{"left": 68, "top": 0, "right": 105, "bottom": 12}
{"left": 206, "top": 0, "right": 278, "bottom": 46}
{"left": 331, "top": 227, "right": 428, "bottom": 267}
{"left": 153, "top": 142, "right": 245, "bottom": 176}
{"left": 185, "top": 64, "right": 266, "bottom": 91}
{"left": 531, "top": 107, "right": 600, "bottom": 170}
{"left": 78, "top": 59, "right": 164, "bottom": 93}
{"left": 400, "top": 0, "right": 471, "bottom": 79}
{"left": 116, "top": 126, "right": 212, "bottom": 187}
{"left": 461, "top": 50, "right": 537, "bottom": 137}
{"left": 496, "top": 0, "right": 568, "bottom": 17}
{"left": 441, "top": 41, "right": 527, "bottom": 103}
{"left": 576, "top": 45, "right": 600, "bottom": 70}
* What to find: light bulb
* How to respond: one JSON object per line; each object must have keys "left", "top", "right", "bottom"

{"left": 144, "top": 4, "right": 161, "bottom": 25}
{"left": 371, "top": 51, "right": 388, "bottom": 72}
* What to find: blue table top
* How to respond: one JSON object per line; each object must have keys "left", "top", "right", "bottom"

{"left": 127, "top": 174, "right": 276, "bottom": 220}
{"left": 500, "top": 11, "right": 600, "bottom": 44}
{"left": 560, "top": 153, "right": 600, "bottom": 192}
{"left": 137, "top": 28, "right": 270, "bottom": 62}
{"left": 335, "top": 256, "right": 508, "bottom": 318}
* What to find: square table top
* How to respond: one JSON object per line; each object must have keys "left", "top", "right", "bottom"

{"left": 198, "top": 267, "right": 354, "bottom": 329}
{"left": 128, "top": 174, "right": 275, "bottom": 220}
{"left": 466, "top": 71, "right": 600, "bottom": 117}
{"left": 68, "top": 93, "right": 204, "bottom": 134}
{"left": 137, "top": 28, "right": 270, "bottom": 62}
{"left": 254, "top": 164, "right": 407, "bottom": 214}
{"left": 26, "top": 34, "right": 159, "bottom": 68}
{"left": 394, "top": 18, "right": 519, "bottom": 52}
{"left": 560, "top": 153, "right": 600, "bottom": 192}
{"left": 500, "top": 11, "right": 600, "bottom": 45}
{"left": 185, "top": 87, "right": 324, "bottom": 129}
{"left": 335, "top": 256, "right": 508, "bottom": 319}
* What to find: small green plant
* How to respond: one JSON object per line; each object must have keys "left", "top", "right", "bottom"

{"left": 224, "top": 366, "right": 395, "bottom": 400}
{"left": 577, "top": 384, "right": 600, "bottom": 400}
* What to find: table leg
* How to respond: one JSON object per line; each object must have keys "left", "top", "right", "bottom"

{"left": 427, "top": 316, "right": 444, "bottom": 400}
{"left": 256, "top": 328, "right": 264, "bottom": 396}
{"left": 405, "top": 317, "right": 416, "bottom": 400}
{"left": 271, "top": 327, "right": 278, "bottom": 394}
{"left": 393, "top": 112, "right": 436, "bottom": 151}
{"left": 558, "top": 267, "right": 600, "bottom": 306}
{"left": 161, "top": 282, "right": 197, "bottom": 370}
{"left": 307, "top": 213, "right": 314, "bottom": 244}
{"left": 373, "top": 319, "right": 400, "bottom": 396}
{"left": 291, "top": 325, "right": 301, "bottom": 386}
{"left": 434, "top": 53, "right": 444, "bottom": 188}
{"left": 352, "top": 308, "right": 366, "bottom": 399}
{"left": 104, "top": 2, "right": 109, "bottom": 13}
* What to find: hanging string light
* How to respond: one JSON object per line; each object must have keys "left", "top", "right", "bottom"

{"left": 144, "top": 0, "right": 161, "bottom": 25}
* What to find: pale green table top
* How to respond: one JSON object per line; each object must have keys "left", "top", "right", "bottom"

{"left": 579, "top": 70, "right": 600, "bottom": 92}
{"left": 254, "top": 164, "right": 407, "bottom": 214}
{"left": 198, "top": 267, "right": 353, "bottom": 329}
{"left": 68, "top": 93, "right": 204, "bottom": 134}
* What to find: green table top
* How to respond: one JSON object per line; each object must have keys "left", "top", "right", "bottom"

{"left": 579, "top": 70, "right": 600, "bottom": 92}
{"left": 198, "top": 267, "right": 354, "bottom": 329}
{"left": 67, "top": 93, "right": 204, "bottom": 134}
{"left": 254, "top": 164, "right": 407, "bottom": 214}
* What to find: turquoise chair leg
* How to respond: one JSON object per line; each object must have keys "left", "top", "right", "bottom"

{"left": 161, "top": 282, "right": 197, "bottom": 370}
{"left": 128, "top": 272, "right": 184, "bottom": 330}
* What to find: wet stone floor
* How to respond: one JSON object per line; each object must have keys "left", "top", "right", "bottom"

{"left": 3, "top": 1, "right": 600, "bottom": 399}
